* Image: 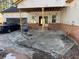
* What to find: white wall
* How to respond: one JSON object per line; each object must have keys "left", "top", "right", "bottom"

{"left": 3, "top": 12, "right": 29, "bottom": 18}
{"left": 18, "top": 0, "right": 67, "bottom": 8}
{"left": 3, "top": 11, "right": 61, "bottom": 24}
{"left": 3, "top": 12, "right": 29, "bottom": 22}
{"left": 61, "top": 0, "right": 79, "bottom": 26}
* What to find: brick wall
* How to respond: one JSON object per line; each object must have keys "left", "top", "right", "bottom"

{"left": 28, "top": 23, "right": 79, "bottom": 43}
{"left": 28, "top": 23, "right": 41, "bottom": 30}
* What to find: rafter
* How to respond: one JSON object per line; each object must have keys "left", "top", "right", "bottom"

{"left": 13, "top": 0, "right": 23, "bottom": 4}
{"left": 66, "top": 0, "right": 74, "bottom": 3}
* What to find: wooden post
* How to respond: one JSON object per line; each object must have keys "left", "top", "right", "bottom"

{"left": 19, "top": 9, "right": 23, "bottom": 34}
{"left": 42, "top": 7, "right": 45, "bottom": 31}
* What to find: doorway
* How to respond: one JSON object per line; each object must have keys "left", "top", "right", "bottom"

{"left": 39, "top": 16, "right": 48, "bottom": 26}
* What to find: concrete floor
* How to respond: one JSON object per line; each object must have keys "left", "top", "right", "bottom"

{"left": 0, "top": 30, "right": 78, "bottom": 59}
{"left": 0, "top": 31, "right": 34, "bottom": 58}
{"left": 17, "top": 30, "right": 74, "bottom": 58}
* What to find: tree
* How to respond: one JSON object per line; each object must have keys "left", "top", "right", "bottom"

{"left": 0, "top": 0, "right": 16, "bottom": 12}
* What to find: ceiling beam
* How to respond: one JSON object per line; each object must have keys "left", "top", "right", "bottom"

{"left": 19, "top": 7, "right": 66, "bottom": 12}
{"left": 13, "top": 0, "right": 23, "bottom": 4}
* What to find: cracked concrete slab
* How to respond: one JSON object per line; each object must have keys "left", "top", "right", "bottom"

{"left": 17, "top": 30, "right": 74, "bottom": 57}
{"left": 0, "top": 30, "right": 75, "bottom": 58}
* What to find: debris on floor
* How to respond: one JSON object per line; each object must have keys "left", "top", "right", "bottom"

{"left": 4, "top": 52, "right": 31, "bottom": 59}
{"left": 4, "top": 53, "right": 16, "bottom": 59}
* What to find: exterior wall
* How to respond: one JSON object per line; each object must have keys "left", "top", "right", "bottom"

{"left": 17, "top": 0, "right": 67, "bottom": 8}
{"left": 3, "top": 12, "right": 29, "bottom": 22}
{"left": 3, "top": 12, "right": 28, "bottom": 18}
{"left": 28, "top": 11, "right": 61, "bottom": 23}
{"left": 61, "top": 0, "right": 79, "bottom": 26}
{"left": 2, "top": 11, "right": 61, "bottom": 25}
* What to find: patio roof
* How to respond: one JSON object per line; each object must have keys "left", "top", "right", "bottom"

{"left": 18, "top": 0, "right": 68, "bottom": 9}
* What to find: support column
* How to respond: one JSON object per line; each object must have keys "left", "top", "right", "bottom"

{"left": 41, "top": 7, "right": 45, "bottom": 31}
{"left": 19, "top": 9, "right": 23, "bottom": 33}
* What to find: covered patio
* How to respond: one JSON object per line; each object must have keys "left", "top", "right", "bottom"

{"left": 17, "top": 0, "right": 69, "bottom": 31}
{"left": 18, "top": 7, "right": 67, "bottom": 30}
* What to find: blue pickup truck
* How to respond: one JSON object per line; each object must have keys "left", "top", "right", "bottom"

{"left": 0, "top": 22, "right": 20, "bottom": 33}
